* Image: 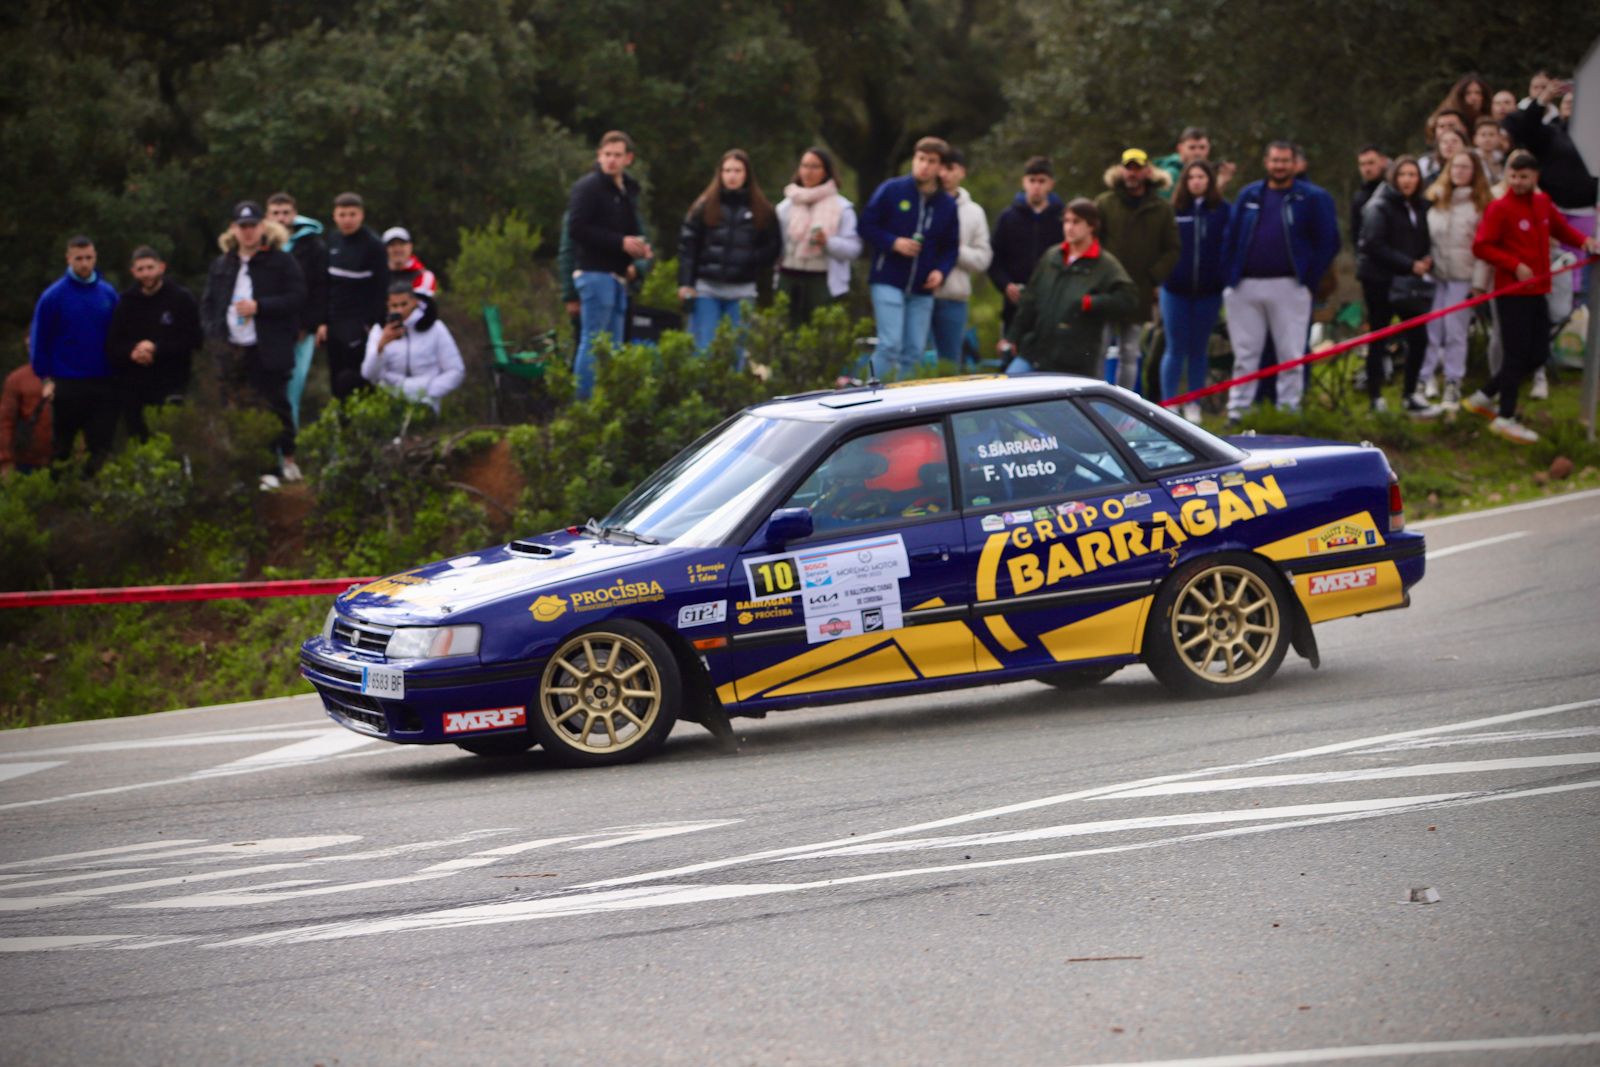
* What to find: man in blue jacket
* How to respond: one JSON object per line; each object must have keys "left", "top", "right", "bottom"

{"left": 1219, "top": 141, "right": 1340, "bottom": 421}
{"left": 30, "top": 235, "right": 119, "bottom": 474}
{"left": 859, "top": 137, "right": 960, "bottom": 380}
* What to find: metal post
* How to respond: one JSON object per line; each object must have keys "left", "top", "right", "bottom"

{"left": 1585, "top": 275, "right": 1600, "bottom": 442}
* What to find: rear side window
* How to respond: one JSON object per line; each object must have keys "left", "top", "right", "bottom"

{"left": 1088, "top": 400, "right": 1198, "bottom": 472}
{"left": 952, "top": 401, "right": 1131, "bottom": 509}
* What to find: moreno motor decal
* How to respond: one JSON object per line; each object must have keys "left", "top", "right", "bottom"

{"left": 744, "top": 534, "right": 911, "bottom": 644}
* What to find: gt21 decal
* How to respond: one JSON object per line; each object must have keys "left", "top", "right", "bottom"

{"left": 677, "top": 601, "right": 727, "bottom": 628}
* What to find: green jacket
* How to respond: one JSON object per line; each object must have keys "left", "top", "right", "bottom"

{"left": 1152, "top": 152, "right": 1183, "bottom": 199}
{"left": 1093, "top": 167, "right": 1179, "bottom": 322}
{"left": 1006, "top": 242, "right": 1139, "bottom": 376}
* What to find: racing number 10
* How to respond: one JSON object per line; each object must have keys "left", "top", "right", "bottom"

{"left": 752, "top": 557, "right": 800, "bottom": 598}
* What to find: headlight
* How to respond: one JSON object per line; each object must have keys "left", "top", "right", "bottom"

{"left": 385, "top": 624, "right": 481, "bottom": 660}
{"left": 321, "top": 607, "right": 338, "bottom": 641}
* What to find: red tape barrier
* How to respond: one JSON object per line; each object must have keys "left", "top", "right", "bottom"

{"left": 0, "top": 578, "right": 376, "bottom": 610}
{"left": 1158, "top": 254, "right": 1598, "bottom": 409}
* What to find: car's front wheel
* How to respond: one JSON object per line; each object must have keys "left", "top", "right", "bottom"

{"left": 1145, "top": 553, "right": 1289, "bottom": 698}
{"left": 531, "top": 621, "right": 680, "bottom": 766}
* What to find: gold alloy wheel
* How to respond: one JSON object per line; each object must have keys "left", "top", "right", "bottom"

{"left": 539, "top": 632, "right": 663, "bottom": 754}
{"left": 1169, "top": 564, "right": 1281, "bottom": 684}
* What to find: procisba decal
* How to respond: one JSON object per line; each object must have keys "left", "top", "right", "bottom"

{"left": 976, "top": 477, "right": 1289, "bottom": 598}
{"left": 569, "top": 578, "right": 666, "bottom": 612}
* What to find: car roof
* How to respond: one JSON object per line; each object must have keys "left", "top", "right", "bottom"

{"left": 748, "top": 374, "right": 1116, "bottom": 424}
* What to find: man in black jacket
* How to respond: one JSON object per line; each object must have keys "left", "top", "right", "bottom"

{"left": 318, "top": 191, "right": 388, "bottom": 400}
{"left": 1350, "top": 145, "right": 1389, "bottom": 244}
{"left": 568, "top": 130, "right": 652, "bottom": 399}
{"left": 106, "top": 246, "right": 203, "bottom": 441}
{"left": 989, "top": 156, "right": 1065, "bottom": 338}
{"left": 267, "top": 191, "right": 328, "bottom": 428}
{"left": 202, "top": 201, "right": 307, "bottom": 483}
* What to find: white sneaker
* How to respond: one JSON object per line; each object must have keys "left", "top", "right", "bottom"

{"left": 1370, "top": 396, "right": 1389, "bottom": 414}
{"left": 280, "top": 458, "right": 303, "bottom": 483}
{"left": 1404, "top": 393, "right": 1441, "bottom": 419}
{"left": 1461, "top": 390, "right": 1497, "bottom": 419}
{"left": 259, "top": 474, "right": 282, "bottom": 491}
{"left": 1182, "top": 402, "right": 1202, "bottom": 424}
{"left": 1441, "top": 380, "right": 1461, "bottom": 410}
{"left": 1423, "top": 377, "right": 1439, "bottom": 400}
{"left": 1530, "top": 368, "right": 1549, "bottom": 400}
{"left": 1488, "top": 416, "right": 1538, "bottom": 444}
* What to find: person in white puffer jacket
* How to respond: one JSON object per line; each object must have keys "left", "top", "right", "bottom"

{"left": 932, "top": 149, "right": 994, "bottom": 366}
{"left": 1421, "top": 150, "right": 1493, "bottom": 409}
{"left": 362, "top": 282, "right": 464, "bottom": 413}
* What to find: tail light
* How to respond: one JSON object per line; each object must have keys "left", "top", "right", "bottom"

{"left": 1388, "top": 472, "right": 1404, "bottom": 532}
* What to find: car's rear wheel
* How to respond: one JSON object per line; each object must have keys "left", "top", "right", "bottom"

{"left": 1038, "top": 664, "right": 1120, "bottom": 690}
{"left": 1145, "top": 553, "right": 1288, "bottom": 698}
{"left": 531, "top": 621, "right": 680, "bottom": 766}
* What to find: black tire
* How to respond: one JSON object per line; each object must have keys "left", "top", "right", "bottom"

{"left": 1144, "top": 552, "right": 1290, "bottom": 698}
{"left": 530, "top": 620, "right": 681, "bottom": 767}
{"left": 1038, "top": 664, "right": 1120, "bottom": 690}
{"left": 454, "top": 735, "right": 535, "bottom": 757}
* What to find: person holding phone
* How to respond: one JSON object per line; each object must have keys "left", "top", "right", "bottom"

{"left": 362, "top": 282, "right": 463, "bottom": 413}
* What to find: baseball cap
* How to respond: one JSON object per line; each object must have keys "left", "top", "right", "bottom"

{"left": 1121, "top": 148, "right": 1149, "bottom": 166}
{"left": 232, "top": 200, "right": 264, "bottom": 223}
{"left": 382, "top": 227, "right": 412, "bottom": 244}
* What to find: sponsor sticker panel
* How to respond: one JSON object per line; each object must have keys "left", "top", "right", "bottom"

{"left": 442, "top": 707, "right": 527, "bottom": 734}
{"left": 1308, "top": 566, "right": 1378, "bottom": 595}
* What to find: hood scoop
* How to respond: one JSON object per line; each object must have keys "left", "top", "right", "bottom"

{"left": 508, "top": 539, "right": 573, "bottom": 559}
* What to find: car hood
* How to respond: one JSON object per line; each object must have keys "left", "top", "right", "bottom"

{"left": 335, "top": 532, "right": 691, "bottom": 625}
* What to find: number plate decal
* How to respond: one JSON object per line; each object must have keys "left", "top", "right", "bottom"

{"left": 361, "top": 665, "right": 405, "bottom": 699}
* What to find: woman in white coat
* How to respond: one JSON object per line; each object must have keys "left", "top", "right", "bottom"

{"left": 362, "top": 283, "right": 465, "bottom": 413}
{"left": 774, "top": 147, "right": 862, "bottom": 327}
{"left": 1420, "top": 150, "right": 1492, "bottom": 409}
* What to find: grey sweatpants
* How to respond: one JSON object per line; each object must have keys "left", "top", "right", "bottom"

{"left": 1223, "top": 276, "right": 1309, "bottom": 415}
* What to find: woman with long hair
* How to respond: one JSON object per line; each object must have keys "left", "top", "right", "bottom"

{"left": 774, "top": 147, "right": 863, "bottom": 327}
{"left": 1419, "top": 150, "right": 1492, "bottom": 408}
{"left": 1358, "top": 155, "right": 1438, "bottom": 416}
{"left": 677, "top": 149, "right": 781, "bottom": 353}
{"left": 1159, "top": 160, "right": 1230, "bottom": 422}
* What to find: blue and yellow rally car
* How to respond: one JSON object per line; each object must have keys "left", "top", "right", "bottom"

{"left": 301, "top": 376, "right": 1425, "bottom": 765}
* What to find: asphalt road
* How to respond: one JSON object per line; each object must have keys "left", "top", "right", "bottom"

{"left": 2, "top": 488, "right": 1599, "bottom": 1067}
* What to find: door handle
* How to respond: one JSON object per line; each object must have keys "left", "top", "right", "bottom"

{"left": 911, "top": 545, "right": 951, "bottom": 563}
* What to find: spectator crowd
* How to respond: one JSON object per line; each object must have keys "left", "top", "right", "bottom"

{"left": 10, "top": 67, "right": 1599, "bottom": 486}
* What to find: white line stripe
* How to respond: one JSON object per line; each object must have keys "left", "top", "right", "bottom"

{"left": 1057, "top": 1030, "right": 1600, "bottom": 1066}
{"left": 0, "top": 839, "right": 207, "bottom": 870}
{"left": 0, "top": 762, "right": 64, "bottom": 782}
{"left": 1099, "top": 752, "right": 1600, "bottom": 799}
{"left": 0, "top": 728, "right": 331, "bottom": 759}
{"left": 1351, "top": 726, "right": 1600, "bottom": 753}
{"left": 577, "top": 697, "right": 1600, "bottom": 889}
{"left": 1424, "top": 531, "right": 1526, "bottom": 560}
{"left": 1410, "top": 485, "right": 1600, "bottom": 528}
{"left": 192, "top": 730, "right": 374, "bottom": 773}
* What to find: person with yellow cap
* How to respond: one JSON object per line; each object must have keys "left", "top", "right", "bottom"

{"left": 1093, "top": 148, "right": 1179, "bottom": 395}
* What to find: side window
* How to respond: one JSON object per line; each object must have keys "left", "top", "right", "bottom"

{"left": 952, "top": 401, "right": 1132, "bottom": 509}
{"left": 1088, "top": 400, "right": 1199, "bottom": 472}
{"left": 782, "top": 423, "right": 952, "bottom": 536}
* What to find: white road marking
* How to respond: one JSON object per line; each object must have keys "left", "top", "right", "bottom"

{"left": 1058, "top": 1030, "right": 1600, "bottom": 1066}
{"left": 0, "top": 728, "right": 332, "bottom": 760}
{"left": 1424, "top": 531, "right": 1527, "bottom": 560}
{"left": 1097, "top": 752, "right": 1600, "bottom": 799}
{"left": 1350, "top": 726, "right": 1600, "bottom": 753}
{"left": 0, "top": 761, "right": 64, "bottom": 783}
{"left": 204, "top": 778, "right": 1600, "bottom": 948}
{"left": 1410, "top": 485, "right": 1600, "bottom": 528}
{"left": 0, "top": 868, "right": 157, "bottom": 891}
{"left": 0, "top": 839, "right": 207, "bottom": 870}
{"left": 190, "top": 731, "right": 375, "bottom": 774}
{"left": 577, "top": 697, "right": 1600, "bottom": 890}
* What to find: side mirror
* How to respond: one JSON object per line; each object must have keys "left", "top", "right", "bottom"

{"left": 764, "top": 507, "right": 813, "bottom": 546}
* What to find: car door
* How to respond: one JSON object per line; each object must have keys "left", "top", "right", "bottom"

{"left": 950, "top": 396, "right": 1185, "bottom": 672}
{"left": 728, "top": 420, "right": 974, "bottom": 702}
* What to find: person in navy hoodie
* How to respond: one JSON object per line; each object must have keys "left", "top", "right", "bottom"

{"left": 859, "top": 136, "right": 960, "bottom": 379}
{"left": 1218, "top": 141, "right": 1340, "bottom": 422}
{"left": 989, "top": 156, "right": 1065, "bottom": 337}
{"left": 29, "top": 235, "right": 119, "bottom": 474}
{"left": 1160, "top": 161, "right": 1231, "bottom": 421}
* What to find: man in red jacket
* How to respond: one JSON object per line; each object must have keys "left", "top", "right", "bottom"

{"left": 1464, "top": 151, "right": 1600, "bottom": 443}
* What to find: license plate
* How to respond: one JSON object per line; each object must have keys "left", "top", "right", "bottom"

{"left": 361, "top": 665, "right": 405, "bottom": 699}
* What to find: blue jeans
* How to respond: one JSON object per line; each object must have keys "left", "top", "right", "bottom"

{"left": 287, "top": 332, "right": 315, "bottom": 429}
{"left": 870, "top": 284, "right": 935, "bottom": 380}
{"left": 1004, "top": 355, "right": 1033, "bottom": 375}
{"left": 575, "top": 272, "right": 627, "bottom": 400}
{"left": 689, "top": 296, "right": 743, "bottom": 354}
{"left": 1159, "top": 289, "right": 1223, "bottom": 401}
{"left": 930, "top": 298, "right": 968, "bottom": 364}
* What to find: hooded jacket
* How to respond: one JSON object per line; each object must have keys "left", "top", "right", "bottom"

{"left": 859, "top": 174, "right": 959, "bottom": 292}
{"left": 1220, "top": 177, "right": 1341, "bottom": 290}
{"left": 1357, "top": 182, "right": 1431, "bottom": 286}
{"left": 201, "top": 220, "right": 307, "bottom": 371}
{"left": 989, "top": 191, "right": 1065, "bottom": 298}
{"left": 677, "top": 187, "right": 782, "bottom": 289}
{"left": 1006, "top": 241, "right": 1139, "bottom": 375}
{"left": 1094, "top": 165, "right": 1179, "bottom": 319}
{"left": 1426, "top": 188, "right": 1491, "bottom": 287}
{"left": 1472, "top": 186, "right": 1589, "bottom": 296}
{"left": 1163, "top": 197, "right": 1232, "bottom": 297}
{"left": 935, "top": 188, "right": 994, "bottom": 302}
{"left": 361, "top": 297, "right": 464, "bottom": 411}
{"left": 285, "top": 215, "right": 328, "bottom": 332}
{"left": 30, "top": 268, "right": 118, "bottom": 380}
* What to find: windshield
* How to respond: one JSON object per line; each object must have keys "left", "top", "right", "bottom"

{"left": 602, "top": 415, "right": 823, "bottom": 545}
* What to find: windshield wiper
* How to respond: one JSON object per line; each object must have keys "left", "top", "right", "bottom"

{"left": 580, "top": 517, "right": 608, "bottom": 541}
{"left": 601, "top": 524, "right": 659, "bottom": 545}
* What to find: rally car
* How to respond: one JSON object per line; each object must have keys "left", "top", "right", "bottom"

{"left": 300, "top": 375, "right": 1425, "bottom": 766}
